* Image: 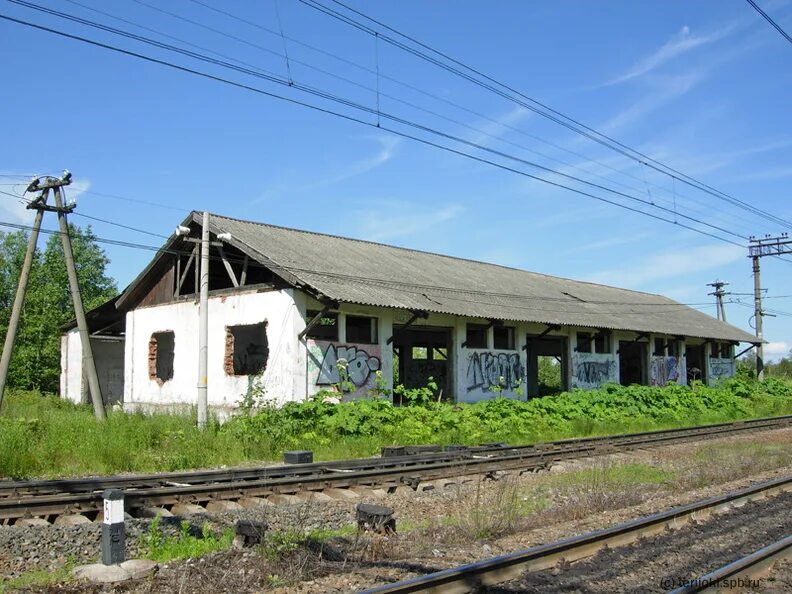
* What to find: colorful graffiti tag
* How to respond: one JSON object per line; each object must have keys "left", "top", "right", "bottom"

{"left": 650, "top": 356, "right": 681, "bottom": 386}
{"left": 465, "top": 351, "right": 525, "bottom": 393}
{"left": 571, "top": 353, "right": 618, "bottom": 389}
{"left": 307, "top": 341, "right": 381, "bottom": 399}
{"left": 708, "top": 357, "right": 735, "bottom": 385}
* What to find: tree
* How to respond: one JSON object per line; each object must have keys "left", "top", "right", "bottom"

{"left": 0, "top": 225, "right": 117, "bottom": 393}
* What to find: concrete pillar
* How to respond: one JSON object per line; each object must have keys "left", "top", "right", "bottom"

{"left": 378, "top": 310, "right": 394, "bottom": 395}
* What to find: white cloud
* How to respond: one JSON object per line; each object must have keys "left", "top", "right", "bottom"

{"left": 562, "top": 231, "right": 655, "bottom": 256}
{"left": 255, "top": 135, "right": 400, "bottom": 203}
{"left": 466, "top": 106, "right": 532, "bottom": 146}
{"left": 725, "top": 165, "right": 792, "bottom": 183}
{"left": 357, "top": 202, "right": 465, "bottom": 242}
{"left": 584, "top": 243, "right": 744, "bottom": 287}
{"left": 0, "top": 174, "right": 91, "bottom": 227}
{"left": 604, "top": 25, "right": 733, "bottom": 86}
{"left": 765, "top": 341, "right": 790, "bottom": 361}
{"left": 598, "top": 72, "right": 702, "bottom": 135}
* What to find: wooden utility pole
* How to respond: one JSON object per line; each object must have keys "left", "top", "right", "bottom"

{"left": 707, "top": 279, "right": 729, "bottom": 322}
{"left": 0, "top": 189, "right": 48, "bottom": 409}
{"left": 748, "top": 233, "right": 792, "bottom": 381}
{"left": 0, "top": 172, "right": 106, "bottom": 419}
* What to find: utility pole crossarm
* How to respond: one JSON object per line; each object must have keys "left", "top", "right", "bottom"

{"left": 747, "top": 234, "right": 792, "bottom": 382}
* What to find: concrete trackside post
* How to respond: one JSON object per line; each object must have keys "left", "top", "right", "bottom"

{"left": 101, "top": 489, "right": 125, "bottom": 565}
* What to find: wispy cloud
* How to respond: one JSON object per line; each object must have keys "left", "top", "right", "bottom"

{"left": 255, "top": 135, "right": 400, "bottom": 203}
{"left": 765, "top": 341, "right": 791, "bottom": 361}
{"left": 467, "top": 106, "right": 532, "bottom": 145}
{"left": 725, "top": 165, "right": 792, "bottom": 183}
{"left": 356, "top": 201, "right": 465, "bottom": 242}
{"left": 562, "top": 231, "right": 655, "bottom": 256}
{"left": 584, "top": 243, "right": 744, "bottom": 287}
{"left": 604, "top": 25, "right": 733, "bottom": 87}
{"left": 301, "top": 136, "right": 400, "bottom": 191}
{"left": 598, "top": 72, "right": 703, "bottom": 135}
{"left": 0, "top": 174, "right": 91, "bottom": 226}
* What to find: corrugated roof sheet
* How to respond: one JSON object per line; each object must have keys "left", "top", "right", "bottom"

{"left": 201, "top": 212, "right": 756, "bottom": 343}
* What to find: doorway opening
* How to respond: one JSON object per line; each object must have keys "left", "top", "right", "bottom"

{"left": 525, "top": 336, "right": 568, "bottom": 397}
{"left": 686, "top": 343, "right": 705, "bottom": 384}
{"left": 619, "top": 341, "right": 646, "bottom": 385}
{"left": 392, "top": 326, "right": 451, "bottom": 403}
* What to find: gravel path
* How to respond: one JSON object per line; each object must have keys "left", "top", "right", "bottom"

{"left": 484, "top": 491, "right": 792, "bottom": 593}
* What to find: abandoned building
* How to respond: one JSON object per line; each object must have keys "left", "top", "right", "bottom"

{"left": 60, "top": 211, "right": 757, "bottom": 413}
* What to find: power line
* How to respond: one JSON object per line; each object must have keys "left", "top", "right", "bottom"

{"left": 121, "top": 0, "right": 776, "bottom": 236}
{"left": 0, "top": 215, "right": 728, "bottom": 312}
{"left": 39, "top": 0, "right": 781, "bottom": 238}
{"left": 745, "top": 0, "right": 792, "bottom": 45}
{"left": 0, "top": 8, "right": 752, "bottom": 249}
{"left": 300, "top": 0, "right": 792, "bottom": 232}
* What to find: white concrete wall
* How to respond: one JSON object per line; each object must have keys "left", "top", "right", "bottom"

{"left": 60, "top": 331, "right": 124, "bottom": 405}
{"left": 124, "top": 288, "right": 300, "bottom": 412}
{"left": 60, "top": 329, "right": 84, "bottom": 404}
{"left": 455, "top": 318, "right": 528, "bottom": 403}
{"left": 302, "top": 298, "right": 394, "bottom": 400}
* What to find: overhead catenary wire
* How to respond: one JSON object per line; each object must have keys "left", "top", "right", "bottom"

{"left": 46, "top": 0, "right": 785, "bottom": 239}
{"left": 745, "top": 0, "right": 792, "bottom": 45}
{"left": 299, "top": 0, "right": 792, "bottom": 232}
{"left": 0, "top": 214, "right": 730, "bottom": 312}
{"left": 0, "top": 6, "right": 754, "bottom": 249}
{"left": 171, "top": 0, "right": 779, "bottom": 236}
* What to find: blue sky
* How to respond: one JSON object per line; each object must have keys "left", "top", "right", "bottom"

{"left": 1, "top": 0, "right": 791, "bottom": 358}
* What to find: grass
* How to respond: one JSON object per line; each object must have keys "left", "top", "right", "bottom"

{"left": 142, "top": 515, "right": 235, "bottom": 563}
{"left": 0, "top": 560, "right": 74, "bottom": 593}
{"left": 1, "top": 376, "right": 791, "bottom": 479}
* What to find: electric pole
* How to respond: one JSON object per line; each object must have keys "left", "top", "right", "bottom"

{"left": 748, "top": 233, "right": 792, "bottom": 381}
{"left": 707, "top": 279, "right": 730, "bottom": 322}
{"left": 0, "top": 172, "right": 105, "bottom": 419}
{"left": 0, "top": 189, "right": 47, "bottom": 409}
{"left": 197, "top": 211, "right": 210, "bottom": 428}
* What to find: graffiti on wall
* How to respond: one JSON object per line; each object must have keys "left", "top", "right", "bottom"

{"left": 307, "top": 341, "right": 381, "bottom": 398}
{"left": 708, "top": 357, "right": 735, "bottom": 385}
{"left": 651, "top": 356, "right": 681, "bottom": 387}
{"left": 571, "top": 353, "right": 618, "bottom": 389}
{"left": 466, "top": 351, "right": 525, "bottom": 393}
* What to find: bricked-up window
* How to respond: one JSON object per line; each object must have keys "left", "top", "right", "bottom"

{"left": 305, "top": 310, "right": 338, "bottom": 341}
{"left": 346, "top": 315, "right": 378, "bottom": 344}
{"left": 149, "top": 331, "right": 174, "bottom": 384}
{"left": 225, "top": 323, "right": 269, "bottom": 376}
{"left": 493, "top": 326, "right": 515, "bottom": 350}
{"left": 466, "top": 323, "right": 488, "bottom": 349}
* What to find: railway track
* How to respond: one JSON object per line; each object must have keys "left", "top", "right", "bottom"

{"left": 670, "top": 535, "right": 792, "bottom": 593}
{"left": 359, "top": 474, "right": 792, "bottom": 594}
{"left": 1, "top": 414, "right": 791, "bottom": 525}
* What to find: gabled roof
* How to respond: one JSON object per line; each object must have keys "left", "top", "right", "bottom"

{"left": 119, "top": 211, "right": 757, "bottom": 343}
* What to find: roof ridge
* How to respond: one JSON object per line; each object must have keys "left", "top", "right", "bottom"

{"left": 206, "top": 211, "right": 675, "bottom": 303}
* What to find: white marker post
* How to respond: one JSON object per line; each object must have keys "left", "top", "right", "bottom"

{"left": 101, "top": 489, "right": 125, "bottom": 565}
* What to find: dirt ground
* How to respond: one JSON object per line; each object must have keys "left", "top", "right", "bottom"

{"left": 5, "top": 426, "right": 792, "bottom": 593}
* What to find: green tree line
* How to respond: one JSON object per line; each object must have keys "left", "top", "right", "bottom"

{"left": 0, "top": 225, "right": 117, "bottom": 393}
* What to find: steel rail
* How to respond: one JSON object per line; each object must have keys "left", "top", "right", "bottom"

{"left": 359, "top": 475, "right": 792, "bottom": 594}
{"left": 1, "top": 415, "right": 791, "bottom": 523}
{"left": 668, "top": 535, "right": 792, "bottom": 593}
